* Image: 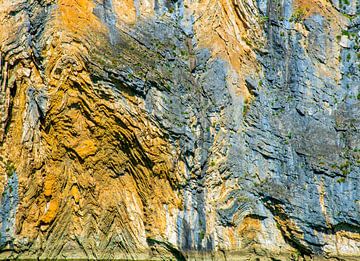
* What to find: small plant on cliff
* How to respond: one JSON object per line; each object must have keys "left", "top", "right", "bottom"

{"left": 287, "top": 132, "right": 292, "bottom": 139}
{"left": 342, "top": 30, "right": 350, "bottom": 37}
{"left": 259, "top": 15, "right": 269, "bottom": 25}
{"left": 168, "top": 6, "right": 175, "bottom": 13}
{"left": 199, "top": 230, "right": 205, "bottom": 241}
{"left": 339, "top": 160, "right": 351, "bottom": 176}
{"left": 346, "top": 53, "right": 351, "bottom": 62}
{"left": 337, "top": 177, "right": 346, "bottom": 183}
{"left": 5, "top": 161, "right": 15, "bottom": 177}
{"left": 243, "top": 104, "right": 249, "bottom": 117}
{"left": 290, "top": 8, "right": 306, "bottom": 23}
{"left": 291, "top": 249, "right": 302, "bottom": 261}
{"left": 180, "top": 49, "right": 187, "bottom": 56}
{"left": 242, "top": 36, "right": 253, "bottom": 47}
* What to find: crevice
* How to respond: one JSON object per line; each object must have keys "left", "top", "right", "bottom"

{"left": 147, "top": 238, "right": 186, "bottom": 261}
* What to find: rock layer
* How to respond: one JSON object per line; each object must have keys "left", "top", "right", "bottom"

{"left": 0, "top": 0, "right": 359, "bottom": 260}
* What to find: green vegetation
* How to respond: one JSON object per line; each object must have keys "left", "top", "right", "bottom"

{"left": 5, "top": 161, "right": 15, "bottom": 177}
{"left": 242, "top": 37, "right": 252, "bottom": 47}
{"left": 243, "top": 104, "right": 249, "bottom": 117}
{"left": 273, "top": 108, "right": 285, "bottom": 116}
{"left": 346, "top": 53, "right": 351, "bottom": 62}
{"left": 353, "top": 148, "right": 360, "bottom": 153}
{"left": 259, "top": 16, "right": 269, "bottom": 25}
{"left": 199, "top": 230, "right": 205, "bottom": 240}
{"left": 342, "top": 13, "right": 355, "bottom": 20}
{"left": 291, "top": 249, "right": 302, "bottom": 261}
{"left": 165, "top": 84, "right": 172, "bottom": 91}
{"left": 287, "top": 132, "right": 292, "bottom": 139}
{"left": 342, "top": 30, "right": 350, "bottom": 37}
{"left": 290, "top": 8, "right": 306, "bottom": 23}
{"left": 180, "top": 49, "right": 188, "bottom": 56}
{"left": 339, "top": 160, "right": 351, "bottom": 176}
{"left": 168, "top": 6, "right": 174, "bottom": 13}
{"left": 337, "top": 177, "right": 346, "bottom": 183}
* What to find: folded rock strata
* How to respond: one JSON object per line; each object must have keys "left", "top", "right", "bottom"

{"left": 0, "top": 0, "right": 359, "bottom": 260}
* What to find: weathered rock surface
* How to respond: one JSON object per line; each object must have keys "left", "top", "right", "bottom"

{"left": 0, "top": 0, "right": 359, "bottom": 260}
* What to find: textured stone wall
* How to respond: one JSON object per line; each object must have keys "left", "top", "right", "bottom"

{"left": 0, "top": 0, "right": 359, "bottom": 260}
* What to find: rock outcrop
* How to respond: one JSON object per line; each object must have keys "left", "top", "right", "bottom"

{"left": 0, "top": 0, "right": 359, "bottom": 260}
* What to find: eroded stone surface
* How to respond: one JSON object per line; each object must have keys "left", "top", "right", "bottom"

{"left": 0, "top": 0, "right": 359, "bottom": 260}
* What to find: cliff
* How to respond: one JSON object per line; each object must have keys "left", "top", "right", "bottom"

{"left": 0, "top": 0, "right": 359, "bottom": 260}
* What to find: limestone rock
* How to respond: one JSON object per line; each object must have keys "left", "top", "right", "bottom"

{"left": 0, "top": 0, "right": 359, "bottom": 260}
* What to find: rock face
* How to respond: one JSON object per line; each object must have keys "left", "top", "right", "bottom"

{"left": 0, "top": 0, "right": 359, "bottom": 260}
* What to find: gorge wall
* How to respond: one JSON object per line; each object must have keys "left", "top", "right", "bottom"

{"left": 0, "top": 0, "right": 359, "bottom": 260}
